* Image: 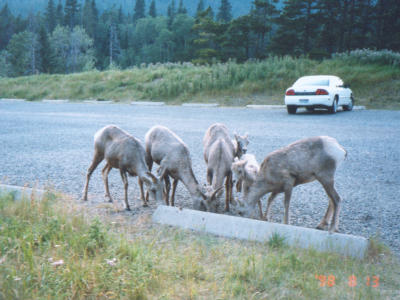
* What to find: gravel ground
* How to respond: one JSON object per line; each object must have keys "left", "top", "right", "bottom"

{"left": 0, "top": 101, "right": 399, "bottom": 255}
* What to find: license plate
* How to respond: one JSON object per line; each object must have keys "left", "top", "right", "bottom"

{"left": 299, "top": 99, "right": 309, "bottom": 103}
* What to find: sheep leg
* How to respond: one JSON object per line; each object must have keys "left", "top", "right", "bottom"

{"left": 164, "top": 175, "right": 171, "bottom": 206}
{"left": 224, "top": 174, "right": 232, "bottom": 212}
{"left": 119, "top": 169, "right": 131, "bottom": 211}
{"left": 264, "top": 192, "right": 278, "bottom": 221}
{"left": 138, "top": 178, "right": 148, "bottom": 207}
{"left": 236, "top": 178, "right": 242, "bottom": 193}
{"left": 101, "top": 163, "right": 113, "bottom": 202}
{"left": 283, "top": 186, "right": 293, "bottom": 225}
{"left": 316, "top": 202, "right": 333, "bottom": 230}
{"left": 170, "top": 179, "right": 179, "bottom": 206}
{"left": 81, "top": 151, "right": 103, "bottom": 201}
{"left": 206, "top": 168, "right": 213, "bottom": 185}
{"left": 319, "top": 179, "right": 341, "bottom": 233}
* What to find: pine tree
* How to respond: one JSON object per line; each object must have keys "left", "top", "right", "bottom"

{"left": 251, "top": 0, "right": 279, "bottom": 58}
{"left": 167, "top": 0, "right": 176, "bottom": 26}
{"left": 177, "top": 0, "right": 187, "bottom": 14}
{"left": 149, "top": 0, "right": 157, "bottom": 17}
{"left": 269, "top": 0, "right": 318, "bottom": 56}
{"left": 56, "top": 0, "right": 64, "bottom": 27}
{"left": 133, "top": 0, "right": 145, "bottom": 23}
{"left": 38, "top": 24, "right": 52, "bottom": 72}
{"left": 82, "top": 0, "right": 98, "bottom": 38}
{"left": 109, "top": 23, "right": 121, "bottom": 67}
{"left": 64, "top": 0, "right": 79, "bottom": 29}
{"left": 45, "top": 0, "right": 56, "bottom": 33}
{"left": 196, "top": 0, "right": 205, "bottom": 17}
{"left": 0, "top": 4, "right": 14, "bottom": 51}
{"left": 217, "top": 0, "right": 232, "bottom": 23}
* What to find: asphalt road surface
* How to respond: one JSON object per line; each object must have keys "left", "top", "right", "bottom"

{"left": 0, "top": 101, "right": 399, "bottom": 254}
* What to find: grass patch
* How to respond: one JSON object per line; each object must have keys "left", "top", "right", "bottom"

{"left": 0, "top": 194, "right": 399, "bottom": 299}
{"left": 1, "top": 56, "right": 399, "bottom": 109}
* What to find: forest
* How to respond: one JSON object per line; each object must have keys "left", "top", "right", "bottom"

{"left": 0, "top": 0, "right": 399, "bottom": 77}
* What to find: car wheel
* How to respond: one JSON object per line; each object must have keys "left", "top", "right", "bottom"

{"left": 287, "top": 105, "right": 297, "bottom": 114}
{"left": 306, "top": 107, "right": 314, "bottom": 112}
{"left": 328, "top": 97, "right": 338, "bottom": 114}
{"left": 343, "top": 96, "right": 354, "bottom": 111}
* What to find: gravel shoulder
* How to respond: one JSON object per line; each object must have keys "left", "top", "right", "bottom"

{"left": 0, "top": 101, "right": 399, "bottom": 255}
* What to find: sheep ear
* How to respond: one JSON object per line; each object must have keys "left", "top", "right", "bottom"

{"left": 234, "top": 132, "right": 238, "bottom": 140}
{"left": 244, "top": 132, "right": 249, "bottom": 139}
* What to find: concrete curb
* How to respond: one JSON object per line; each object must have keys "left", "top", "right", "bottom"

{"left": 353, "top": 105, "right": 366, "bottom": 110}
{"left": 182, "top": 103, "right": 219, "bottom": 107}
{"left": 83, "top": 100, "right": 113, "bottom": 104}
{"left": 0, "top": 184, "right": 48, "bottom": 201}
{"left": 131, "top": 101, "right": 165, "bottom": 106}
{"left": 1, "top": 98, "right": 26, "bottom": 102}
{"left": 42, "top": 99, "right": 69, "bottom": 103}
{"left": 153, "top": 206, "right": 369, "bottom": 259}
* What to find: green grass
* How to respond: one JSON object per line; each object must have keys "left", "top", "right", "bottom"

{"left": 0, "top": 193, "right": 399, "bottom": 299}
{"left": 1, "top": 56, "right": 399, "bottom": 109}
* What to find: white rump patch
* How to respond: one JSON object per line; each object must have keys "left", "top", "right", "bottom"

{"left": 321, "top": 136, "right": 346, "bottom": 166}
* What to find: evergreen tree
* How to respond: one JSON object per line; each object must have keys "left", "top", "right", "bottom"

{"left": 0, "top": 4, "right": 14, "bottom": 51}
{"left": 217, "top": 0, "right": 232, "bottom": 23}
{"left": 167, "top": 0, "right": 176, "bottom": 27}
{"left": 133, "top": 0, "right": 145, "bottom": 23}
{"left": 251, "top": 0, "right": 279, "bottom": 58}
{"left": 269, "top": 0, "right": 318, "bottom": 56}
{"left": 56, "top": 0, "right": 64, "bottom": 27}
{"left": 196, "top": 0, "right": 205, "bottom": 17}
{"left": 38, "top": 24, "right": 52, "bottom": 72}
{"left": 45, "top": 0, "right": 56, "bottom": 33}
{"left": 64, "top": 0, "right": 79, "bottom": 29}
{"left": 149, "top": 0, "right": 157, "bottom": 17}
{"left": 109, "top": 23, "right": 121, "bottom": 67}
{"left": 7, "top": 30, "right": 40, "bottom": 76}
{"left": 178, "top": 0, "right": 187, "bottom": 14}
{"left": 82, "top": 0, "right": 98, "bottom": 38}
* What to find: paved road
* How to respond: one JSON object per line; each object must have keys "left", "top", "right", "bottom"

{"left": 0, "top": 101, "right": 399, "bottom": 254}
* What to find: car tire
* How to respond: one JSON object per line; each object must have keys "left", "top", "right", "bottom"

{"left": 306, "top": 107, "right": 314, "bottom": 112}
{"left": 328, "top": 97, "right": 338, "bottom": 114}
{"left": 287, "top": 105, "right": 297, "bottom": 114}
{"left": 343, "top": 96, "right": 354, "bottom": 111}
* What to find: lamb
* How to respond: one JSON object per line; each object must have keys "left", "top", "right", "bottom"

{"left": 81, "top": 125, "right": 164, "bottom": 210}
{"left": 145, "top": 125, "right": 220, "bottom": 211}
{"left": 241, "top": 136, "right": 346, "bottom": 233}
{"left": 231, "top": 154, "right": 262, "bottom": 217}
{"left": 203, "top": 123, "right": 249, "bottom": 211}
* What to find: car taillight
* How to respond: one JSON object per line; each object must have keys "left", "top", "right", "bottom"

{"left": 316, "top": 89, "right": 329, "bottom": 95}
{"left": 286, "top": 89, "right": 295, "bottom": 96}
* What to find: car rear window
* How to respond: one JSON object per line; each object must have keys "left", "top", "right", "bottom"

{"left": 294, "top": 78, "right": 330, "bottom": 86}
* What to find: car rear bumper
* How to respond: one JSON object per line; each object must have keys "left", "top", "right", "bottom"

{"left": 285, "top": 96, "right": 332, "bottom": 107}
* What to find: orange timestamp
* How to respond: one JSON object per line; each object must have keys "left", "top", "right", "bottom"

{"left": 314, "top": 274, "right": 380, "bottom": 288}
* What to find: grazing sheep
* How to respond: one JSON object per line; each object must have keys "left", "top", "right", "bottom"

{"left": 145, "top": 125, "right": 220, "bottom": 211}
{"left": 203, "top": 123, "right": 249, "bottom": 211}
{"left": 81, "top": 125, "right": 164, "bottom": 210}
{"left": 241, "top": 136, "right": 346, "bottom": 233}
{"left": 231, "top": 154, "right": 261, "bottom": 217}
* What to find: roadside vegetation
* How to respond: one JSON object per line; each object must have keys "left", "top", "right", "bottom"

{"left": 0, "top": 52, "right": 399, "bottom": 109}
{"left": 0, "top": 193, "right": 399, "bottom": 299}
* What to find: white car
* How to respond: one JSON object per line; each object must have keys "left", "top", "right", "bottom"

{"left": 284, "top": 75, "right": 354, "bottom": 114}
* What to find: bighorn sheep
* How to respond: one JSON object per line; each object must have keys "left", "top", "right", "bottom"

{"left": 231, "top": 154, "right": 262, "bottom": 217}
{"left": 242, "top": 136, "right": 346, "bottom": 233}
{"left": 145, "top": 125, "right": 220, "bottom": 211}
{"left": 81, "top": 125, "right": 164, "bottom": 210}
{"left": 203, "top": 123, "right": 249, "bottom": 211}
